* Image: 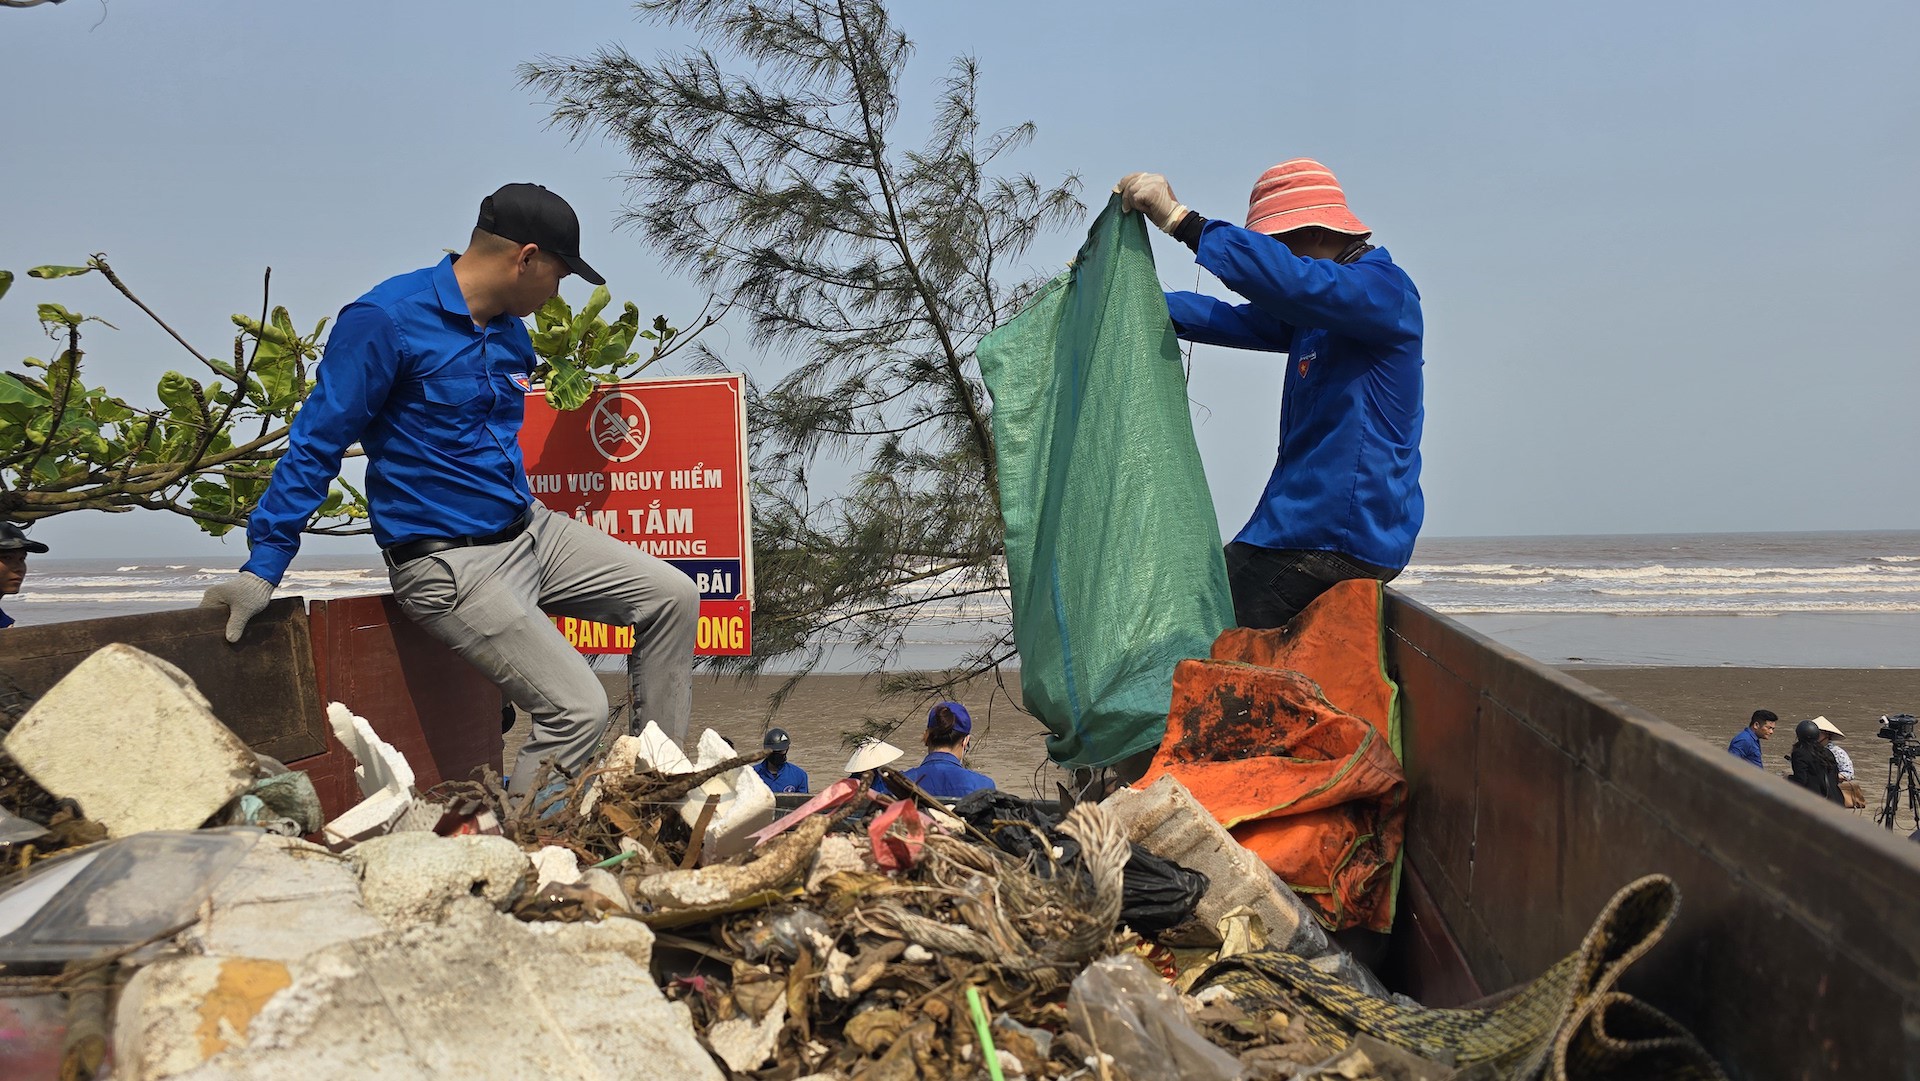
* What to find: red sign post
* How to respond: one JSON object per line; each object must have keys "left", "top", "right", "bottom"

{"left": 519, "top": 376, "right": 752, "bottom": 655}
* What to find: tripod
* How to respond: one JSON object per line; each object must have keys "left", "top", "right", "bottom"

{"left": 1874, "top": 750, "right": 1920, "bottom": 831}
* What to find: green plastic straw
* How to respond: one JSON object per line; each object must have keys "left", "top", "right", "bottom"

{"left": 966, "top": 986, "right": 1006, "bottom": 1081}
{"left": 590, "top": 850, "right": 639, "bottom": 870}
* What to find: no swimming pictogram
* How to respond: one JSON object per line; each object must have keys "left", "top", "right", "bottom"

{"left": 590, "top": 392, "right": 651, "bottom": 463}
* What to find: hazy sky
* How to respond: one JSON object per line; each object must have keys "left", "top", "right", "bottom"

{"left": 4, "top": 0, "right": 1916, "bottom": 560}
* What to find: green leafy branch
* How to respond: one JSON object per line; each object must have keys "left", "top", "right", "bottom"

{"left": 528, "top": 286, "right": 725, "bottom": 411}
{"left": 0, "top": 256, "right": 365, "bottom": 536}
{"left": 1, "top": 255, "right": 715, "bottom": 538}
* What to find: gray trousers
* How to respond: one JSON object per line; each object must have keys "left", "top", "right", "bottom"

{"left": 386, "top": 504, "right": 699, "bottom": 796}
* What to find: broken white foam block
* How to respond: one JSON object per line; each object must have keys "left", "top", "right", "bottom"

{"left": 677, "top": 727, "right": 761, "bottom": 842}
{"left": 708, "top": 995, "right": 787, "bottom": 1073}
{"left": 577, "top": 868, "right": 634, "bottom": 914}
{"left": 115, "top": 907, "right": 720, "bottom": 1081}
{"left": 583, "top": 721, "right": 694, "bottom": 814}
{"left": 3, "top": 643, "right": 255, "bottom": 838}
{"left": 320, "top": 703, "right": 418, "bottom": 848}
{"left": 689, "top": 728, "right": 736, "bottom": 772}
{"left": 320, "top": 791, "right": 411, "bottom": 850}
{"left": 806, "top": 834, "right": 878, "bottom": 892}
{"left": 326, "top": 702, "right": 414, "bottom": 798}
{"left": 185, "top": 836, "right": 386, "bottom": 962}
{"left": 529, "top": 846, "right": 582, "bottom": 891}
{"left": 349, "top": 832, "right": 528, "bottom": 928}
{"left": 633, "top": 720, "right": 694, "bottom": 774}
{"left": 696, "top": 765, "right": 777, "bottom": 865}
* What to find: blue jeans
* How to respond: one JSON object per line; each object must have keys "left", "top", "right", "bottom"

{"left": 1223, "top": 542, "right": 1400, "bottom": 630}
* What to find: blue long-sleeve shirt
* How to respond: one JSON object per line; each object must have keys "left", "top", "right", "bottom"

{"left": 1728, "top": 728, "right": 1765, "bottom": 768}
{"left": 895, "top": 751, "right": 996, "bottom": 801}
{"left": 754, "top": 760, "right": 810, "bottom": 794}
{"left": 243, "top": 257, "right": 535, "bottom": 585}
{"left": 1167, "top": 221, "right": 1425, "bottom": 570}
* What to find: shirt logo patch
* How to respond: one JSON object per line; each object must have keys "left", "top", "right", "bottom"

{"left": 1296, "top": 351, "right": 1316, "bottom": 378}
{"left": 509, "top": 372, "right": 532, "bottom": 391}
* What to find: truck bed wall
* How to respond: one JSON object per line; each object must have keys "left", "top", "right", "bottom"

{"left": 0, "top": 597, "right": 502, "bottom": 820}
{"left": 1386, "top": 591, "right": 1920, "bottom": 1080}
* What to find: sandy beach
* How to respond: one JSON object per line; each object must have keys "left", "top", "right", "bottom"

{"left": 507, "top": 671, "right": 1079, "bottom": 799}
{"left": 1559, "top": 666, "right": 1920, "bottom": 748}
{"left": 501, "top": 665, "right": 1920, "bottom": 815}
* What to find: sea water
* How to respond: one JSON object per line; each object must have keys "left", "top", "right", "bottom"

{"left": 7, "top": 531, "right": 1917, "bottom": 668}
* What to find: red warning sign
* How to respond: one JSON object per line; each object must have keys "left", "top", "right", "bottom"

{"left": 520, "top": 376, "right": 752, "bottom": 656}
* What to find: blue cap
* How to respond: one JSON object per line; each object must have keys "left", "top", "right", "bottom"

{"left": 929, "top": 701, "right": 971, "bottom": 736}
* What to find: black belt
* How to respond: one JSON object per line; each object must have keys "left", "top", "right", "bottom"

{"left": 383, "top": 508, "right": 534, "bottom": 568}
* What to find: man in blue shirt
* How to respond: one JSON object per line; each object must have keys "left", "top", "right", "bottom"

{"left": 201, "top": 184, "right": 698, "bottom": 801}
{"left": 0, "top": 521, "right": 49, "bottom": 629}
{"left": 1117, "top": 160, "right": 1424, "bottom": 628}
{"left": 754, "top": 728, "right": 809, "bottom": 794}
{"left": 1728, "top": 709, "right": 1776, "bottom": 768}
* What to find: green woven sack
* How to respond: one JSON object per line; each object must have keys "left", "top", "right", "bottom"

{"left": 978, "top": 195, "right": 1234, "bottom": 768}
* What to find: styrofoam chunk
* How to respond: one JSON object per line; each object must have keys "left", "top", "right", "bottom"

{"left": 530, "top": 846, "right": 582, "bottom": 891}
{"left": 3, "top": 643, "right": 254, "bottom": 837}
{"left": 325, "top": 702, "right": 414, "bottom": 798}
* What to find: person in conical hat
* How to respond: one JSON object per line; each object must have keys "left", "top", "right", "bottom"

{"left": 1116, "top": 160, "right": 1425, "bottom": 629}
{"left": 1811, "top": 716, "right": 1865, "bottom": 808}
{"left": 845, "top": 737, "right": 904, "bottom": 785}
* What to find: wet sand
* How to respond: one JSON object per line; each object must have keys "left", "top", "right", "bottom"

{"left": 1560, "top": 666, "right": 1920, "bottom": 752}
{"left": 508, "top": 671, "right": 1071, "bottom": 798}
{"left": 1560, "top": 666, "right": 1920, "bottom": 828}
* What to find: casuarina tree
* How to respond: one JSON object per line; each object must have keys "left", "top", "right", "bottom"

{"left": 522, "top": 0, "right": 1082, "bottom": 699}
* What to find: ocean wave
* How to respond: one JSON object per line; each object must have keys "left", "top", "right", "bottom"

{"left": 1397, "top": 564, "right": 1528, "bottom": 579}
{"left": 1440, "top": 599, "right": 1920, "bottom": 614}
{"left": 14, "top": 585, "right": 382, "bottom": 605}
{"left": 1584, "top": 584, "right": 1920, "bottom": 598}
{"left": 1409, "top": 562, "right": 1910, "bottom": 581}
{"left": 32, "top": 576, "right": 185, "bottom": 589}
{"left": 282, "top": 568, "right": 380, "bottom": 586}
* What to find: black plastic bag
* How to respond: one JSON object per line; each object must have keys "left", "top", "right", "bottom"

{"left": 949, "top": 791, "right": 1207, "bottom": 935}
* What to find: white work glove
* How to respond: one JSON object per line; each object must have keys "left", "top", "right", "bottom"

{"left": 200, "top": 571, "right": 275, "bottom": 644}
{"left": 1116, "top": 172, "right": 1188, "bottom": 234}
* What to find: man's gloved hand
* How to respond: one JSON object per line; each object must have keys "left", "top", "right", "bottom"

{"left": 1116, "top": 172, "right": 1188, "bottom": 234}
{"left": 200, "top": 571, "right": 275, "bottom": 644}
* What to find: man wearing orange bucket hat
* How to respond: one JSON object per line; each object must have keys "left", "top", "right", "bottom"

{"left": 1116, "top": 161, "right": 1425, "bottom": 629}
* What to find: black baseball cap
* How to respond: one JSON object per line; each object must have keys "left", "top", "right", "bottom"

{"left": 475, "top": 183, "right": 605, "bottom": 285}
{"left": 0, "top": 522, "right": 48, "bottom": 554}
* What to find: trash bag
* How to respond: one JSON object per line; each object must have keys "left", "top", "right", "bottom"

{"left": 1067, "top": 953, "right": 1242, "bottom": 1081}
{"left": 1119, "top": 847, "right": 1211, "bottom": 936}
{"left": 950, "top": 791, "right": 1208, "bottom": 936}
{"left": 978, "top": 194, "right": 1234, "bottom": 769}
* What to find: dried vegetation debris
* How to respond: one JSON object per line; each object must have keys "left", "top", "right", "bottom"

{"left": 0, "top": 677, "right": 1390, "bottom": 1081}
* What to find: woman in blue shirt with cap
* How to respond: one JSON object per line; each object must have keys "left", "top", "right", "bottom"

{"left": 896, "top": 701, "right": 995, "bottom": 801}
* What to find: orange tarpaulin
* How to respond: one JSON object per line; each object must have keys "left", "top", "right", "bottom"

{"left": 1139, "top": 580, "right": 1405, "bottom": 932}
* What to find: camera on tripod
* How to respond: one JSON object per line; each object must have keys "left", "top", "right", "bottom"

{"left": 1876, "top": 713, "right": 1918, "bottom": 757}
{"left": 1875, "top": 714, "right": 1920, "bottom": 831}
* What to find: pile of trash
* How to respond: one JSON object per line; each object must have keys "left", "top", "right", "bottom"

{"left": 0, "top": 643, "right": 1725, "bottom": 1081}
